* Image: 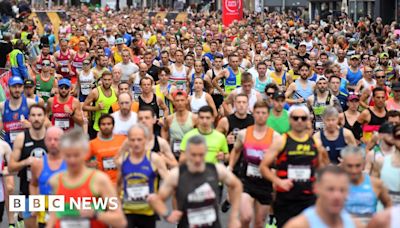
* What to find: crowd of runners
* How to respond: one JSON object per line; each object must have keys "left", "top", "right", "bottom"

{"left": 0, "top": 5, "right": 400, "bottom": 228}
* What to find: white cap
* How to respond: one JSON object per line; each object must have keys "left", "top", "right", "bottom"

{"left": 288, "top": 104, "right": 310, "bottom": 116}
{"left": 316, "top": 75, "right": 328, "bottom": 82}
{"left": 299, "top": 41, "right": 307, "bottom": 47}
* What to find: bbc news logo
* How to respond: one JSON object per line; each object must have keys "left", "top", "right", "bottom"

{"left": 9, "top": 195, "right": 119, "bottom": 212}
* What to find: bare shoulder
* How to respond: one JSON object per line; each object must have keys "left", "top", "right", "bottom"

{"left": 367, "top": 208, "right": 391, "bottom": 228}
{"left": 283, "top": 214, "right": 309, "bottom": 228}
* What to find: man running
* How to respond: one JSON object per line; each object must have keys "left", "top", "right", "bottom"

{"left": 0, "top": 77, "right": 35, "bottom": 147}
{"left": 212, "top": 54, "right": 243, "bottom": 97}
{"left": 341, "top": 145, "right": 391, "bottom": 224}
{"left": 29, "top": 127, "right": 65, "bottom": 228}
{"left": 148, "top": 135, "right": 242, "bottom": 228}
{"left": 83, "top": 71, "right": 118, "bottom": 139}
{"left": 116, "top": 124, "right": 168, "bottom": 228}
{"left": 46, "top": 129, "right": 127, "bottom": 228}
{"left": 47, "top": 78, "right": 84, "bottom": 131}
{"left": 88, "top": 114, "right": 126, "bottom": 184}
{"left": 313, "top": 107, "right": 357, "bottom": 164}
{"left": 23, "top": 79, "right": 45, "bottom": 106}
{"left": 260, "top": 105, "right": 329, "bottom": 228}
{"left": 161, "top": 90, "right": 197, "bottom": 159}
{"left": 285, "top": 166, "right": 361, "bottom": 228}
{"left": 285, "top": 62, "right": 315, "bottom": 105}
{"left": 9, "top": 104, "right": 48, "bottom": 228}
{"left": 229, "top": 101, "right": 280, "bottom": 228}
{"left": 111, "top": 93, "right": 138, "bottom": 135}
{"left": 267, "top": 92, "right": 290, "bottom": 134}
{"left": 356, "top": 87, "right": 388, "bottom": 145}
{"left": 35, "top": 59, "right": 58, "bottom": 103}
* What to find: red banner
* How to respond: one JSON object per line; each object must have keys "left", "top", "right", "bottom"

{"left": 222, "top": 0, "right": 243, "bottom": 27}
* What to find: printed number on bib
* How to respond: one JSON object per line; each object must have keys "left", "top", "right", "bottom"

{"left": 127, "top": 184, "right": 149, "bottom": 201}
{"left": 61, "top": 67, "right": 69, "bottom": 73}
{"left": 288, "top": 165, "right": 311, "bottom": 181}
{"left": 55, "top": 119, "right": 70, "bottom": 128}
{"left": 102, "top": 157, "right": 116, "bottom": 170}
{"left": 187, "top": 206, "right": 216, "bottom": 227}
{"left": 315, "top": 121, "right": 324, "bottom": 130}
{"left": 173, "top": 140, "right": 181, "bottom": 154}
{"left": 246, "top": 163, "right": 262, "bottom": 178}
{"left": 10, "top": 131, "right": 22, "bottom": 142}
{"left": 389, "top": 191, "right": 400, "bottom": 205}
{"left": 60, "top": 218, "right": 90, "bottom": 228}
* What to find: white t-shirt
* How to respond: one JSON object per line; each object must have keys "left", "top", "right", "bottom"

{"left": 115, "top": 62, "right": 139, "bottom": 82}
{"left": 111, "top": 111, "right": 138, "bottom": 135}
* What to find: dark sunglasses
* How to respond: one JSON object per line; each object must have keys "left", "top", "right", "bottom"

{"left": 266, "top": 92, "right": 275, "bottom": 97}
{"left": 83, "top": 61, "right": 91, "bottom": 65}
{"left": 42, "top": 63, "right": 51, "bottom": 67}
{"left": 59, "top": 85, "right": 70, "bottom": 90}
{"left": 375, "top": 76, "right": 386, "bottom": 79}
{"left": 291, "top": 116, "right": 308, "bottom": 121}
{"left": 364, "top": 71, "right": 373, "bottom": 73}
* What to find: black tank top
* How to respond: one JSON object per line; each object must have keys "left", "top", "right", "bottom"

{"left": 368, "top": 108, "right": 387, "bottom": 125}
{"left": 275, "top": 133, "right": 318, "bottom": 202}
{"left": 151, "top": 135, "right": 160, "bottom": 153}
{"left": 227, "top": 114, "right": 254, "bottom": 149}
{"left": 19, "top": 129, "right": 47, "bottom": 196}
{"left": 139, "top": 94, "right": 160, "bottom": 118}
{"left": 176, "top": 163, "right": 221, "bottom": 228}
{"left": 344, "top": 113, "right": 361, "bottom": 140}
{"left": 320, "top": 128, "right": 347, "bottom": 164}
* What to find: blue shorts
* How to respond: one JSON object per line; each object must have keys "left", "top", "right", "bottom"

{"left": 79, "top": 94, "right": 88, "bottom": 102}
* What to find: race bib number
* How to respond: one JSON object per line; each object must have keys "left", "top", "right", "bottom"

{"left": 159, "top": 109, "right": 164, "bottom": 118}
{"left": 60, "top": 218, "right": 90, "bottom": 228}
{"left": 10, "top": 131, "right": 22, "bottom": 142}
{"left": 55, "top": 119, "right": 70, "bottom": 129}
{"left": 39, "top": 91, "right": 51, "bottom": 98}
{"left": 246, "top": 163, "right": 262, "bottom": 178}
{"left": 61, "top": 67, "right": 69, "bottom": 73}
{"left": 315, "top": 121, "right": 324, "bottom": 130}
{"left": 102, "top": 157, "right": 116, "bottom": 170}
{"left": 81, "top": 84, "right": 91, "bottom": 95}
{"left": 127, "top": 184, "right": 149, "bottom": 201}
{"left": 389, "top": 191, "right": 400, "bottom": 205}
{"left": 27, "top": 168, "right": 32, "bottom": 182}
{"left": 173, "top": 140, "right": 181, "bottom": 154}
{"left": 288, "top": 165, "right": 311, "bottom": 181}
{"left": 187, "top": 206, "right": 216, "bottom": 227}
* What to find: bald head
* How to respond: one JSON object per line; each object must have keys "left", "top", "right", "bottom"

{"left": 118, "top": 92, "right": 132, "bottom": 114}
{"left": 45, "top": 127, "right": 64, "bottom": 155}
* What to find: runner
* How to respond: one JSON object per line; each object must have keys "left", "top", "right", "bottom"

{"left": 54, "top": 39, "right": 74, "bottom": 81}
{"left": 342, "top": 94, "right": 361, "bottom": 142}
{"left": 207, "top": 54, "right": 224, "bottom": 110}
{"left": 130, "top": 63, "right": 152, "bottom": 101}
{"left": 285, "top": 166, "right": 361, "bottom": 228}
{"left": 87, "top": 114, "right": 126, "bottom": 184}
{"left": 345, "top": 55, "right": 363, "bottom": 92}
{"left": 285, "top": 62, "right": 315, "bottom": 105}
{"left": 359, "top": 69, "right": 390, "bottom": 108}
{"left": 29, "top": 127, "right": 65, "bottom": 228}
{"left": 161, "top": 90, "right": 197, "bottom": 159}
{"left": 76, "top": 59, "right": 95, "bottom": 103}
{"left": 138, "top": 76, "right": 169, "bottom": 119}
{"left": 111, "top": 93, "right": 138, "bottom": 135}
{"left": 46, "top": 129, "right": 127, "bottom": 228}
{"left": 83, "top": 71, "right": 117, "bottom": 139}
{"left": 367, "top": 206, "right": 400, "bottom": 228}
{"left": 260, "top": 105, "right": 329, "bottom": 228}
{"left": 357, "top": 87, "right": 388, "bottom": 144}
{"left": 115, "top": 124, "right": 168, "bottom": 228}
{"left": 47, "top": 78, "right": 84, "bottom": 131}
{"left": 212, "top": 54, "right": 243, "bottom": 97}
{"left": 71, "top": 40, "right": 89, "bottom": 78}
{"left": 307, "top": 76, "right": 339, "bottom": 131}
{"left": 341, "top": 145, "right": 391, "bottom": 224}
{"left": 229, "top": 101, "right": 280, "bottom": 228}
{"left": 115, "top": 49, "right": 139, "bottom": 83}
{"left": 313, "top": 107, "right": 356, "bottom": 164}
{"left": 0, "top": 77, "right": 35, "bottom": 147}
{"left": 9, "top": 104, "right": 48, "bottom": 228}
{"left": 35, "top": 59, "right": 58, "bottom": 103}
{"left": 188, "top": 77, "right": 217, "bottom": 115}
{"left": 33, "top": 44, "right": 56, "bottom": 74}
{"left": 148, "top": 135, "right": 242, "bottom": 228}
{"left": 23, "top": 79, "right": 44, "bottom": 106}
{"left": 154, "top": 67, "right": 176, "bottom": 114}
{"left": 267, "top": 92, "right": 290, "bottom": 134}
{"left": 169, "top": 49, "right": 189, "bottom": 91}
{"left": 253, "top": 61, "right": 272, "bottom": 97}
{"left": 386, "top": 82, "right": 400, "bottom": 111}
{"left": 0, "top": 139, "right": 12, "bottom": 228}
{"left": 269, "top": 59, "right": 287, "bottom": 91}
{"left": 187, "top": 60, "right": 212, "bottom": 95}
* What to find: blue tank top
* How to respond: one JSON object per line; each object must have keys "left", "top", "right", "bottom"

{"left": 345, "top": 174, "right": 377, "bottom": 216}
{"left": 38, "top": 155, "right": 67, "bottom": 195}
{"left": 304, "top": 206, "right": 355, "bottom": 228}
{"left": 189, "top": 73, "right": 205, "bottom": 95}
{"left": 225, "top": 67, "right": 239, "bottom": 88}
{"left": 320, "top": 128, "right": 347, "bottom": 164}
{"left": 121, "top": 151, "right": 158, "bottom": 214}
{"left": 294, "top": 80, "right": 314, "bottom": 100}
{"left": 2, "top": 96, "right": 29, "bottom": 147}
{"left": 346, "top": 68, "right": 362, "bottom": 86}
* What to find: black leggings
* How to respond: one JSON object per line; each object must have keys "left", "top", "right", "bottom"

{"left": 126, "top": 214, "right": 156, "bottom": 228}
{"left": 274, "top": 198, "right": 315, "bottom": 228}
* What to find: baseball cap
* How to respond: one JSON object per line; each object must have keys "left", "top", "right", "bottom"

{"left": 392, "top": 82, "right": 400, "bottom": 91}
{"left": 316, "top": 61, "right": 323, "bottom": 67}
{"left": 350, "top": 55, "right": 360, "bottom": 60}
{"left": 115, "top": 38, "right": 124, "bottom": 45}
{"left": 316, "top": 75, "right": 328, "bottom": 82}
{"left": 58, "top": 78, "right": 71, "bottom": 88}
{"left": 288, "top": 104, "right": 310, "bottom": 116}
{"left": 273, "top": 91, "right": 285, "bottom": 100}
{"left": 379, "top": 122, "right": 394, "bottom": 134}
{"left": 299, "top": 41, "right": 307, "bottom": 47}
{"left": 8, "top": 77, "right": 24, "bottom": 86}
{"left": 24, "top": 79, "right": 35, "bottom": 87}
{"left": 348, "top": 94, "right": 360, "bottom": 101}
{"left": 379, "top": 52, "right": 389, "bottom": 59}
{"left": 172, "top": 90, "right": 188, "bottom": 98}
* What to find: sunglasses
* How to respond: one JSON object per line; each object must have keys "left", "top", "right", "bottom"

{"left": 83, "top": 62, "right": 91, "bottom": 65}
{"left": 291, "top": 116, "right": 308, "bottom": 121}
{"left": 266, "top": 92, "right": 275, "bottom": 97}
{"left": 375, "top": 76, "right": 386, "bottom": 79}
{"left": 59, "top": 85, "right": 70, "bottom": 90}
{"left": 42, "top": 63, "right": 51, "bottom": 67}
{"left": 364, "top": 71, "right": 373, "bottom": 73}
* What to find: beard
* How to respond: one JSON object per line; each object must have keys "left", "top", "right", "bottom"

{"left": 318, "top": 88, "right": 326, "bottom": 93}
{"left": 32, "top": 121, "right": 43, "bottom": 130}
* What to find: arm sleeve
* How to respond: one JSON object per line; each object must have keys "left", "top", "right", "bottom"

{"left": 17, "top": 53, "right": 29, "bottom": 79}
